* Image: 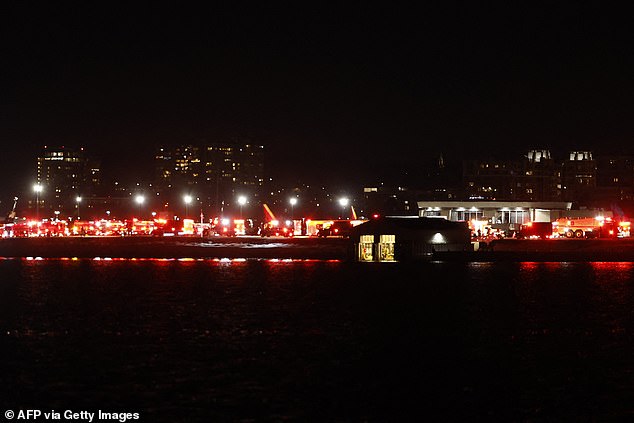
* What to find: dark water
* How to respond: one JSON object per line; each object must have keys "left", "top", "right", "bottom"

{"left": 1, "top": 258, "right": 634, "bottom": 422}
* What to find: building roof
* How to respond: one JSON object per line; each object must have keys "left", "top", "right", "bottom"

{"left": 417, "top": 200, "right": 573, "bottom": 210}
{"left": 351, "top": 216, "right": 469, "bottom": 235}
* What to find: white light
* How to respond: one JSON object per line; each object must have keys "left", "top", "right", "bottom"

{"left": 76, "top": 196, "right": 82, "bottom": 203}
{"left": 432, "top": 233, "right": 446, "bottom": 244}
{"left": 135, "top": 195, "right": 145, "bottom": 205}
{"left": 289, "top": 197, "right": 298, "bottom": 206}
{"left": 33, "top": 184, "right": 43, "bottom": 193}
{"left": 339, "top": 198, "right": 349, "bottom": 207}
{"left": 184, "top": 195, "right": 193, "bottom": 204}
{"left": 238, "top": 196, "right": 247, "bottom": 206}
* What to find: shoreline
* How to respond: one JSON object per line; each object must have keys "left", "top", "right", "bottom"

{"left": 0, "top": 236, "right": 353, "bottom": 260}
{"left": 2, "top": 236, "right": 634, "bottom": 261}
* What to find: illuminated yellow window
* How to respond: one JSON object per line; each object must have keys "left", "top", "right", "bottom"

{"left": 359, "top": 235, "right": 374, "bottom": 261}
{"left": 378, "top": 235, "right": 395, "bottom": 261}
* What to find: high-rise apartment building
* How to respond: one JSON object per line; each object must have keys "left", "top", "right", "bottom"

{"left": 561, "top": 151, "right": 596, "bottom": 203}
{"left": 36, "top": 146, "right": 101, "bottom": 217}
{"left": 154, "top": 141, "right": 265, "bottom": 213}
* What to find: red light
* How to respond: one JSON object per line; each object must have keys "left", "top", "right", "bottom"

{"left": 334, "top": 228, "right": 339, "bottom": 233}
{"left": 372, "top": 214, "right": 380, "bottom": 219}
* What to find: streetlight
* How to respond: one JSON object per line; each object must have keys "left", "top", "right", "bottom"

{"left": 289, "top": 197, "right": 298, "bottom": 220}
{"left": 237, "top": 196, "right": 247, "bottom": 218}
{"left": 135, "top": 195, "right": 145, "bottom": 218}
{"left": 338, "top": 197, "right": 349, "bottom": 219}
{"left": 76, "top": 196, "right": 82, "bottom": 220}
{"left": 184, "top": 195, "right": 192, "bottom": 218}
{"left": 33, "top": 183, "right": 43, "bottom": 220}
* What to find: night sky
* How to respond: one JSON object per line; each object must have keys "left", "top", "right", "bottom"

{"left": 1, "top": 4, "right": 633, "bottom": 207}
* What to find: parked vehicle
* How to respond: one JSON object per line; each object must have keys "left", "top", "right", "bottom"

{"left": 517, "top": 221, "right": 553, "bottom": 239}
{"left": 317, "top": 220, "right": 353, "bottom": 238}
{"left": 260, "top": 220, "right": 294, "bottom": 237}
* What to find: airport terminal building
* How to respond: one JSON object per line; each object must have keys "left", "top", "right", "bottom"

{"left": 416, "top": 200, "right": 614, "bottom": 235}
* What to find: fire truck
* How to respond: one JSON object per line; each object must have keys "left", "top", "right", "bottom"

{"left": 552, "top": 217, "right": 622, "bottom": 239}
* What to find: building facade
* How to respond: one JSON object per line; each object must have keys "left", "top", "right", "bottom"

{"left": 35, "top": 146, "right": 101, "bottom": 218}
{"left": 154, "top": 141, "right": 265, "bottom": 216}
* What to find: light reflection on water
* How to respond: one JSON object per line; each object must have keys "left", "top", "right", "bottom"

{"left": 1, "top": 259, "right": 634, "bottom": 421}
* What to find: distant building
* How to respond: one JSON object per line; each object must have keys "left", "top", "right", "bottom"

{"left": 518, "top": 150, "right": 561, "bottom": 202}
{"left": 154, "top": 141, "right": 265, "bottom": 215}
{"left": 35, "top": 146, "right": 100, "bottom": 217}
{"left": 461, "top": 150, "right": 601, "bottom": 204}
{"left": 594, "top": 155, "right": 634, "bottom": 203}
{"left": 417, "top": 200, "right": 574, "bottom": 234}
{"left": 462, "top": 157, "right": 518, "bottom": 200}
{"left": 360, "top": 184, "right": 418, "bottom": 217}
{"left": 561, "top": 151, "right": 596, "bottom": 203}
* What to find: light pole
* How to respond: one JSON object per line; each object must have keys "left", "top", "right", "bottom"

{"left": 135, "top": 195, "right": 145, "bottom": 218}
{"left": 237, "top": 196, "right": 247, "bottom": 218}
{"left": 76, "top": 196, "right": 82, "bottom": 220}
{"left": 33, "top": 183, "right": 43, "bottom": 220}
{"left": 338, "top": 197, "right": 349, "bottom": 220}
{"left": 289, "top": 197, "right": 298, "bottom": 220}
{"left": 184, "top": 195, "right": 192, "bottom": 219}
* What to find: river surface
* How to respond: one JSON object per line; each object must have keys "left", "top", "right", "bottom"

{"left": 1, "top": 258, "right": 634, "bottom": 422}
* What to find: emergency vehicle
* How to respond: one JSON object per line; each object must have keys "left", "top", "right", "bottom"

{"left": 552, "top": 216, "right": 626, "bottom": 238}
{"left": 260, "top": 219, "right": 294, "bottom": 237}
{"left": 517, "top": 221, "right": 554, "bottom": 239}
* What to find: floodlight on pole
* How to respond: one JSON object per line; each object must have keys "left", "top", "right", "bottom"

{"left": 237, "top": 196, "right": 247, "bottom": 218}
{"left": 135, "top": 195, "right": 145, "bottom": 218}
{"left": 184, "top": 194, "right": 193, "bottom": 218}
{"left": 76, "top": 196, "right": 82, "bottom": 220}
{"left": 338, "top": 197, "right": 349, "bottom": 219}
{"left": 33, "top": 183, "right": 43, "bottom": 220}
{"left": 289, "top": 197, "right": 298, "bottom": 219}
